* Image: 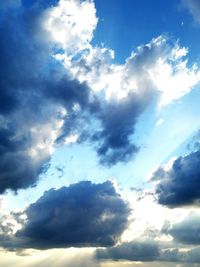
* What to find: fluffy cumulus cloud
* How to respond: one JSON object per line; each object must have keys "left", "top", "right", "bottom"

{"left": 55, "top": 32, "right": 200, "bottom": 165}
{"left": 1, "top": 0, "right": 200, "bottom": 192}
{"left": 182, "top": 0, "right": 200, "bottom": 24}
{"left": 0, "top": 181, "right": 130, "bottom": 249}
{"left": 151, "top": 150, "right": 200, "bottom": 207}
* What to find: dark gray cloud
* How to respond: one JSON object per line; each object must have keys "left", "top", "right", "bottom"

{"left": 152, "top": 150, "right": 200, "bottom": 207}
{"left": 0, "top": 181, "right": 130, "bottom": 249}
{"left": 0, "top": 3, "right": 51, "bottom": 192}
{"left": 0, "top": 1, "right": 93, "bottom": 193}
{"left": 96, "top": 240, "right": 160, "bottom": 262}
{"left": 87, "top": 38, "right": 162, "bottom": 166}
{"left": 164, "top": 214, "right": 200, "bottom": 245}
{"left": 96, "top": 239, "right": 200, "bottom": 264}
{"left": 91, "top": 94, "right": 144, "bottom": 166}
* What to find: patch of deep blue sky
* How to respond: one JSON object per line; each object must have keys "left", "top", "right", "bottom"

{"left": 21, "top": 0, "right": 59, "bottom": 9}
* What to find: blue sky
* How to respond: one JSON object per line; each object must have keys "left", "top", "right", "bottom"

{"left": 1, "top": 0, "right": 200, "bottom": 266}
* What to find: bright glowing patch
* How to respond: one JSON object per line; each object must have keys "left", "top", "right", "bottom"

{"left": 43, "top": 0, "right": 97, "bottom": 54}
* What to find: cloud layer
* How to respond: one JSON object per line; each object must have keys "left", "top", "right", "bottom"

{"left": 96, "top": 240, "right": 160, "bottom": 262}
{"left": 96, "top": 239, "right": 200, "bottom": 263}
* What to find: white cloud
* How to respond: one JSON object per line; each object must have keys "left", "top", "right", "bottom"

{"left": 149, "top": 45, "right": 200, "bottom": 107}
{"left": 43, "top": 0, "right": 98, "bottom": 55}
{"left": 156, "top": 118, "right": 164, "bottom": 127}
{"left": 38, "top": 0, "right": 200, "bottom": 167}
{"left": 64, "top": 133, "right": 78, "bottom": 144}
{"left": 49, "top": 7, "right": 200, "bottom": 107}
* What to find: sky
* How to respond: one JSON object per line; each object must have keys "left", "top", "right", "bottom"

{"left": 1, "top": 0, "right": 200, "bottom": 266}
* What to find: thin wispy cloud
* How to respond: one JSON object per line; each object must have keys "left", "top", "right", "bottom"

{"left": 182, "top": 0, "right": 200, "bottom": 25}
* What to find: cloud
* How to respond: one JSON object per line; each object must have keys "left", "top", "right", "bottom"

{"left": 96, "top": 240, "right": 160, "bottom": 262}
{"left": 2, "top": 244, "right": 200, "bottom": 267}
{"left": 0, "top": 2, "right": 53, "bottom": 193}
{"left": 1, "top": 0, "right": 200, "bottom": 193}
{"left": 96, "top": 239, "right": 200, "bottom": 263}
{"left": 160, "top": 246, "right": 200, "bottom": 263}
{"left": 90, "top": 93, "right": 144, "bottom": 166}
{"left": 42, "top": 0, "right": 98, "bottom": 53}
{"left": 96, "top": 240, "right": 200, "bottom": 266}
{"left": 58, "top": 34, "right": 200, "bottom": 107}
{"left": 151, "top": 150, "right": 200, "bottom": 207}
{"left": 0, "top": 0, "right": 94, "bottom": 193}
{"left": 0, "top": 181, "right": 130, "bottom": 249}
{"left": 156, "top": 118, "right": 164, "bottom": 127}
{"left": 182, "top": 0, "right": 200, "bottom": 24}
{"left": 55, "top": 33, "right": 200, "bottom": 165}
{"left": 164, "top": 214, "right": 200, "bottom": 245}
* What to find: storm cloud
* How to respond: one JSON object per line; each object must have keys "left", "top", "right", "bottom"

{"left": 91, "top": 92, "right": 149, "bottom": 166}
{"left": 0, "top": 181, "right": 130, "bottom": 249}
{"left": 0, "top": 0, "right": 94, "bottom": 193}
{"left": 96, "top": 240, "right": 160, "bottom": 262}
{"left": 164, "top": 214, "right": 200, "bottom": 245}
{"left": 96, "top": 239, "right": 200, "bottom": 264}
{"left": 152, "top": 150, "right": 200, "bottom": 207}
